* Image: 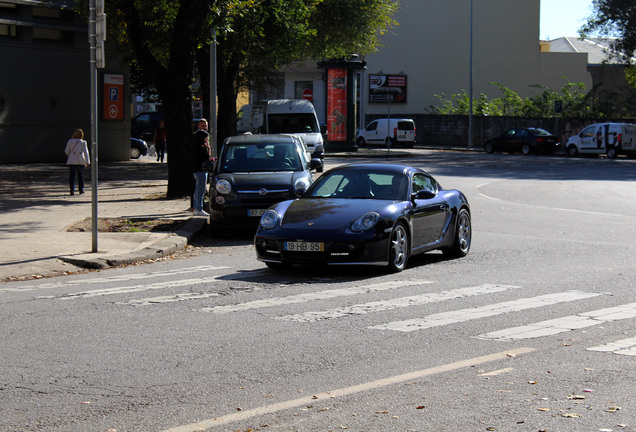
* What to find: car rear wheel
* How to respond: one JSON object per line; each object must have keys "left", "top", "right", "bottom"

{"left": 442, "top": 208, "right": 471, "bottom": 258}
{"left": 387, "top": 222, "right": 409, "bottom": 273}
{"left": 130, "top": 147, "right": 141, "bottom": 159}
{"left": 521, "top": 144, "right": 531, "bottom": 155}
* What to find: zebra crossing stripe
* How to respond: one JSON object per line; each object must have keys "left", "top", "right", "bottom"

{"left": 201, "top": 280, "right": 432, "bottom": 314}
{"left": 478, "top": 302, "right": 636, "bottom": 341}
{"left": 588, "top": 336, "right": 636, "bottom": 356}
{"left": 277, "top": 284, "right": 521, "bottom": 323}
{"left": 370, "top": 291, "right": 602, "bottom": 333}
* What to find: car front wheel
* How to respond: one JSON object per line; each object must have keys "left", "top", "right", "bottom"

{"left": 357, "top": 137, "right": 366, "bottom": 147}
{"left": 130, "top": 147, "right": 141, "bottom": 159}
{"left": 567, "top": 145, "right": 578, "bottom": 157}
{"left": 484, "top": 142, "right": 494, "bottom": 153}
{"left": 442, "top": 208, "right": 471, "bottom": 258}
{"left": 387, "top": 222, "right": 409, "bottom": 273}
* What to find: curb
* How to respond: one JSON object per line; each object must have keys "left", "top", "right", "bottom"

{"left": 59, "top": 217, "right": 208, "bottom": 270}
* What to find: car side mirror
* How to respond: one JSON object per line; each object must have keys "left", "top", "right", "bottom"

{"left": 310, "top": 158, "right": 323, "bottom": 171}
{"left": 411, "top": 190, "right": 436, "bottom": 201}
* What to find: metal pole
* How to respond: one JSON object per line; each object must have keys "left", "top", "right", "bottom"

{"left": 89, "top": 0, "right": 99, "bottom": 252}
{"left": 468, "top": 0, "right": 474, "bottom": 148}
{"left": 209, "top": 29, "right": 217, "bottom": 157}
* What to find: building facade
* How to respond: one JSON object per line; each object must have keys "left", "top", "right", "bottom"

{"left": 0, "top": 0, "right": 129, "bottom": 164}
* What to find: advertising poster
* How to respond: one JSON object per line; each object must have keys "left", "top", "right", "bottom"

{"left": 103, "top": 74, "right": 124, "bottom": 120}
{"left": 369, "top": 74, "right": 407, "bottom": 104}
{"left": 327, "top": 68, "right": 347, "bottom": 141}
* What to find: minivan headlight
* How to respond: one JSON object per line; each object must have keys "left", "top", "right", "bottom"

{"left": 216, "top": 179, "right": 231, "bottom": 195}
{"left": 294, "top": 177, "right": 310, "bottom": 197}
{"left": 351, "top": 212, "right": 380, "bottom": 232}
{"left": 260, "top": 209, "right": 280, "bottom": 229}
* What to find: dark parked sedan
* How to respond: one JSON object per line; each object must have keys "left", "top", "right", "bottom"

{"left": 130, "top": 137, "right": 148, "bottom": 159}
{"left": 255, "top": 163, "right": 471, "bottom": 272}
{"left": 484, "top": 127, "right": 559, "bottom": 155}
{"left": 207, "top": 134, "right": 323, "bottom": 233}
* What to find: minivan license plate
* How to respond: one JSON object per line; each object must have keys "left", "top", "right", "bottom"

{"left": 284, "top": 241, "right": 324, "bottom": 252}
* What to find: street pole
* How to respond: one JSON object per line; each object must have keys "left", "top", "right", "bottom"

{"left": 468, "top": 0, "right": 474, "bottom": 149}
{"left": 89, "top": 0, "right": 98, "bottom": 252}
{"left": 209, "top": 29, "right": 217, "bottom": 157}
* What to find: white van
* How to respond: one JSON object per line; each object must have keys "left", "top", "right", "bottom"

{"left": 236, "top": 104, "right": 252, "bottom": 133}
{"left": 356, "top": 118, "right": 416, "bottom": 148}
{"left": 565, "top": 122, "right": 636, "bottom": 158}
{"left": 248, "top": 99, "right": 324, "bottom": 167}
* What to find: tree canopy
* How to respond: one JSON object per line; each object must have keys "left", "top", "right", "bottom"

{"left": 85, "top": 0, "right": 398, "bottom": 197}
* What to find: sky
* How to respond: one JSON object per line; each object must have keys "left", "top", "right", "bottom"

{"left": 540, "top": 0, "right": 595, "bottom": 40}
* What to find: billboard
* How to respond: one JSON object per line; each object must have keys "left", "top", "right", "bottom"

{"left": 327, "top": 68, "right": 347, "bottom": 141}
{"left": 369, "top": 74, "right": 407, "bottom": 104}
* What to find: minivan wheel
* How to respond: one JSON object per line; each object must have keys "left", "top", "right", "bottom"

{"left": 606, "top": 146, "right": 619, "bottom": 159}
{"left": 567, "top": 145, "right": 578, "bottom": 157}
{"left": 357, "top": 137, "right": 366, "bottom": 147}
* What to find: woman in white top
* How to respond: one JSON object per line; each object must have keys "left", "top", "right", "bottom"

{"left": 64, "top": 129, "right": 90, "bottom": 195}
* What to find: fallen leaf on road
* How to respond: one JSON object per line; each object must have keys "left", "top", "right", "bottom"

{"left": 561, "top": 413, "right": 581, "bottom": 418}
{"left": 605, "top": 406, "right": 621, "bottom": 413}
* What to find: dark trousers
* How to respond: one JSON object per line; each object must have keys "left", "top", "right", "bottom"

{"left": 156, "top": 140, "right": 166, "bottom": 162}
{"left": 69, "top": 165, "right": 85, "bottom": 194}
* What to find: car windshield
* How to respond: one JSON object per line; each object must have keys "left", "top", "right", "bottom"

{"left": 219, "top": 142, "right": 302, "bottom": 172}
{"left": 268, "top": 114, "right": 319, "bottom": 133}
{"left": 307, "top": 170, "right": 409, "bottom": 200}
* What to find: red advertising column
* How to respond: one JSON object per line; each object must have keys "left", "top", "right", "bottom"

{"left": 103, "top": 74, "right": 124, "bottom": 121}
{"left": 327, "top": 68, "right": 347, "bottom": 142}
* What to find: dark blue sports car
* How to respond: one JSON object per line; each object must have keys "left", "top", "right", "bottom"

{"left": 255, "top": 163, "right": 471, "bottom": 272}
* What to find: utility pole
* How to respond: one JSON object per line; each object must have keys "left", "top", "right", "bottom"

{"left": 89, "top": 0, "right": 106, "bottom": 252}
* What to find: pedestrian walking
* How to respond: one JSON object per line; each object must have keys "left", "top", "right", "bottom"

{"left": 154, "top": 120, "right": 167, "bottom": 163}
{"left": 191, "top": 130, "right": 211, "bottom": 216}
{"left": 64, "top": 129, "right": 90, "bottom": 196}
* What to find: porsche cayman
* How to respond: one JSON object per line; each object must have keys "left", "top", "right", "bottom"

{"left": 254, "top": 163, "right": 471, "bottom": 272}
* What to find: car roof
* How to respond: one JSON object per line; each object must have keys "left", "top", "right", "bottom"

{"left": 327, "top": 163, "right": 426, "bottom": 176}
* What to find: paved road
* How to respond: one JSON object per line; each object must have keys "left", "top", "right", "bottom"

{"left": 1, "top": 150, "right": 635, "bottom": 432}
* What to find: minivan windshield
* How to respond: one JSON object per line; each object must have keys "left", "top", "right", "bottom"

{"left": 268, "top": 114, "right": 319, "bottom": 134}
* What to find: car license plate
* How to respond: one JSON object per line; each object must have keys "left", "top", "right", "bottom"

{"left": 284, "top": 241, "right": 324, "bottom": 252}
{"left": 248, "top": 209, "right": 267, "bottom": 217}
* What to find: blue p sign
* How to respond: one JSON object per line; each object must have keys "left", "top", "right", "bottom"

{"left": 109, "top": 87, "right": 119, "bottom": 101}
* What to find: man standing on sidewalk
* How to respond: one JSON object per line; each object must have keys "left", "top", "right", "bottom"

{"left": 190, "top": 128, "right": 211, "bottom": 217}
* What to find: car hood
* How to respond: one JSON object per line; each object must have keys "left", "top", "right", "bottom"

{"left": 218, "top": 172, "right": 300, "bottom": 188}
{"left": 280, "top": 198, "right": 395, "bottom": 230}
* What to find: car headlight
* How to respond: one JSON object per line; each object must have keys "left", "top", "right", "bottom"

{"left": 260, "top": 209, "right": 280, "bottom": 229}
{"left": 351, "top": 212, "right": 380, "bottom": 232}
{"left": 216, "top": 179, "right": 231, "bottom": 195}
{"left": 294, "top": 177, "right": 310, "bottom": 197}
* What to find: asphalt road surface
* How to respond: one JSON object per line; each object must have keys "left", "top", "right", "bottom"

{"left": 2, "top": 150, "right": 635, "bottom": 432}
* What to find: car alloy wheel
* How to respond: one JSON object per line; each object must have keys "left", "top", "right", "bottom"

{"left": 485, "top": 142, "right": 494, "bottom": 153}
{"left": 388, "top": 222, "right": 409, "bottom": 272}
{"left": 130, "top": 147, "right": 141, "bottom": 159}
{"left": 521, "top": 144, "right": 531, "bottom": 155}
{"left": 443, "top": 208, "right": 471, "bottom": 258}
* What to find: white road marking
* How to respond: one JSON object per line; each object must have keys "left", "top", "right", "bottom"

{"left": 370, "top": 291, "right": 602, "bottom": 332}
{"left": 58, "top": 276, "right": 226, "bottom": 299}
{"left": 478, "top": 367, "right": 514, "bottom": 377}
{"left": 2, "top": 266, "right": 230, "bottom": 292}
{"left": 201, "top": 280, "right": 433, "bottom": 314}
{"left": 277, "top": 284, "right": 521, "bottom": 323}
{"left": 116, "top": 292, "right": 221, "bottom": 306}
{"left": 478, "top": 302, "right": 636, "bottom": 341}
{"left": 588, "top": 336, "right": 636, "bottom": 356}
{"left": 159, "top": 347, "right": 536, "bottom": 432}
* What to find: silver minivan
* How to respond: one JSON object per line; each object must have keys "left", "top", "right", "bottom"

{"left": 356, "top": 118, "right": 416, "bottom": 148}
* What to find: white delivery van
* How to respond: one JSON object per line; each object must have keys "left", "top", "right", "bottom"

{"left": 236, "top": 104, "right": 252, "bottom": 133}
{"left": 356, "top": 118, "right": 416, "bottom": 148}
{"left": 249, "top": 99, "right": 324, "bottom": 167}
{"left": 565, "top": 122, "right": 636, "bottom": 159}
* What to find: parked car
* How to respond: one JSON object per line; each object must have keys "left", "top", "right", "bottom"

{"left": 483, "top": 127, "right": 559, "bottom": 155}
{"left": 356, "top": 118, "right": 416, "bottom": 148}
{"left": 130, "top": 137, "right": 148, "bottom": 159}
{"left": 207, "top": 134, "right": 323, "bottom": 233}
{"left": 131, "top": 111, "right": 163, "bottom": 142}
{"left": 565, "top": 122, "right": 636, "bottom": 158}
{"left": 255, "top": 163, "right": 471, "bottom": 272}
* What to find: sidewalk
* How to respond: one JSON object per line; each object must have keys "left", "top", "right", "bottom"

{"left": 0, "top": 157, "right": 206, "bottom": 282}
